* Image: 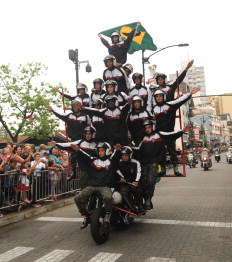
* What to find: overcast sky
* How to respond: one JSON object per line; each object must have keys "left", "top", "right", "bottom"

{"left": 1, "top": 0, "right": 231, "bottom": 96}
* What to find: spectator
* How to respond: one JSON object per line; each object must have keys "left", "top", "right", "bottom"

{"left": 0, "top": 148, "right": 12, "bottom": 164}
{"left": 41, "top": 152, "right": 50, "bottom": 164}
{"left": 48, "top": 158, "right": 58, "bottom": 201}
{"left": 13, "top": 146, "right": 28, "bottom": 169}
{"left": 18, "top": 161, "right": 31, "bottom": 204}
{"left": 4, "top": 158, "right": 19, "bottom": 205}
{"left": 30, "top": 153, "right": 46, "bottom": 208}
{"left": 38, "top": 144, "right": 46, "bottom": 158}
{"left": 22, "top": 146, "right": 34, "bottom": 162}
{"left": 49, "top": 147, "right": 60, "bottom": 164}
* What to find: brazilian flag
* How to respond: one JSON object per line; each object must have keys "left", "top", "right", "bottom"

{"left": 101, "top": 22, "right": 157, "bottom": 54}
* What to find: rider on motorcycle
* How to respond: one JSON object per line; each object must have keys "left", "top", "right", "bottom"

{"left": 116, "top": 146, "right": 143, "bottom": 213}
{"left": 71, "top": 142, "right": 121, "bottom": 229}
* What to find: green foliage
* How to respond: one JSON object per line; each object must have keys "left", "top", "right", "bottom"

{"left": 0, "top": 62, "right": 69, "bottom": 142}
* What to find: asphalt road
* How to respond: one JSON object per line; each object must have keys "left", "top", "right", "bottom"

{"left": 0, "top": 154, "right": 232, "bottom": 262}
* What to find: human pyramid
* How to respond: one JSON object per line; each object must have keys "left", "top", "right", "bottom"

{"left": 45, "top": 21, "right": 199, "bottom": 228}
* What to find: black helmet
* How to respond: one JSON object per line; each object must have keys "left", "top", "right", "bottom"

{"left": 93, "top": 78, "right": 104, "bottom": 89}
{"left": 121, "top": 146, "right": 133, "bottom": 159}
{"left": 155, "top": 73, "right": 167, "bottom": 83}
{"left": 103, "top": 55, "right": 115, "bottom": 66}
{"left": 143, "top": 119, "right": 155, "bottom": 130}
{"left": 84, "top": 126, "right": 96, "bottom": 138}
{"left": 105, "top": 79, "right": 118, "bottom": 92}
{"left": 124, "top": 64, "right": 133, "bottom": 74}
{"left": 96, "top": 142, "right": 112, "bottom": 156}
{"left": 132, "top": 73, "right": 143, "bottom": 83}
{"left": 92, "top": 98, "right": 104, "bottom": 108}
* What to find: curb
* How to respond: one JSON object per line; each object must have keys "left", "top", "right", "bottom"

{"left": 0, "top": 197, "right": 75, "bottom": 228}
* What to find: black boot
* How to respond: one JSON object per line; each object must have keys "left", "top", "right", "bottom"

{"left": 174, "top": 166, "right": 182, "bottom": 176}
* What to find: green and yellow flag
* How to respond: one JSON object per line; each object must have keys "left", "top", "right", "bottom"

{"left": 101, "top": 22, "right": 157, "bottom": 54}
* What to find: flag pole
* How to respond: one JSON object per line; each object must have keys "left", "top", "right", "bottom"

{"left": 142, "top": 50, "right": 146, "bottom": 86}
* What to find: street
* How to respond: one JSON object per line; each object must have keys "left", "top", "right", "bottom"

{"left": 0, "top": 155, "right": 232, "bottom": 262}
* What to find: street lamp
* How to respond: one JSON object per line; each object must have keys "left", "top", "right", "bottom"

{"left": 68, "top": 49, "right": 92, "bottom": 93}
{"left": 142, "top": 43, "right": 189, "bottom": 85}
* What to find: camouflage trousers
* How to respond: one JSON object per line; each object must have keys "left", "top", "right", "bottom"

{"left": 74, "top": 186, "right": 112, "bottom": 215}
{"left": 140, "top": 163, "right": 158, "bottom": 201}
{"left": 78, "top": 169, "right": 88, "bottom": 189}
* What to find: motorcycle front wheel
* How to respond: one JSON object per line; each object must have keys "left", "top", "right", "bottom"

{"left": 91, "top": 207, "right": 110, "bottom": 244}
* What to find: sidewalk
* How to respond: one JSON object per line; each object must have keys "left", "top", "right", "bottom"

{"left": 0, "top": 197, "right": 75, "bottom": 227}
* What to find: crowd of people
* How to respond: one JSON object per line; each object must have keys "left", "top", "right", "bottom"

{"left": 0, "top": 143, "right": 69, "bottom": 210}
{"left": 42, "top": 26, "right": 201, "bottom": 228}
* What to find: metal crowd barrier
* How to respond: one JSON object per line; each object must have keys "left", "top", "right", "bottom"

{"left": 0, "top": 169, "right": 80, "bottom": 215}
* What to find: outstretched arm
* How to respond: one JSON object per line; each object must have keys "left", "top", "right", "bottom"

{"left": 53, "top": 87, "right": 77, "bottom": 101}
{"left": 169, "top": 60, "right": 194, "bottom": 90}
{"left": 167, "top": 87, "right": 200, "bottom": 110}
{"left": 159, "top": 125, "right": 191, "bottom": 142}
{"left": 98, "top": 33, "right": 110, "bottom": 48}
{"left": 45, "top": 105, "right": 69, "bottom": 122}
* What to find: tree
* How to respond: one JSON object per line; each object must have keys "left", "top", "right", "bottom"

{"left": 0, "top": 62, "right": 69, "bottom": 143}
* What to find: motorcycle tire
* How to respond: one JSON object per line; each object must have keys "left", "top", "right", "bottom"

{"left": 91, "top": 207, "right": 110, "bottom": 244}
{"left": 204, "top": 166, "right": 208, "bottom": 171}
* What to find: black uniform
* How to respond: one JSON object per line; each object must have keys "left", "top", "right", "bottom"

{"left": 103, "top": 66, "right": 130, "bottom": 94}
{"left": 100, "top": 29, "right": 136, "bottom": 64}
{"left": 116, "top": 159, "right": 142, "bottom": 208}
{"left": 134, "top": 130, "right": 184, "bottom": 202}
{"left": 129, "top": 84, "right": 149, "bottom": 109}
{"left": 74, "top": 149, "right": 121, "bottom": 215}
{"left": 127, "top": 108, "right": 151, "bottom": 146}
{"left": 83, "top": 103, "right": 131, "bottom": 146}
{"left": 147, "top": 70, "right": 187, "bottom": 112}
{"left": 102, "top": 91, "right": 128, "bottom": 107}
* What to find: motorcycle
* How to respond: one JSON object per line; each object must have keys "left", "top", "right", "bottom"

{"left": 187, "top": 153, "right": 196, "bottom": 168}
{"left": 227, "top": 153, "right": 232, "bottom": 164}
{"left": 201, "top": 154, "right": 212, "bottom": 171}
{"left": 84, "top": 182, "right": 147, "bottom": 244}
{"left": 214, "top": 152, "right": 221, "bottom": 163}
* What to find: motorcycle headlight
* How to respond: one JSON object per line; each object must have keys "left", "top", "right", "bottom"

{"left": 203, "top": 157, "right": 207, "bottom": 160}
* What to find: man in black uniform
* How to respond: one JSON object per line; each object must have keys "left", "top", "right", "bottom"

{"left": 134, "top": 120, "right": 191, "bottom": 209}
{"left": 54, "top": 83, "right": 90, "bottom": 107}
{"left": 71, "top": 142, "right": 121, "bottom": 229}
{"left": 80, "top": 95, "right": 132, "bottom": 146}
{"left": 103, "top": 55, "right": 130, "bottom": 94}
{"left": 90, "top": 78, "right": 106, "bottom": 106}
{"left": 127, "top": 95, "right": 151, "bottom": 146}
{"left": 48, "top": 126, "right": 97, "bottom": 188}
{"left": 98, "top": 22, "right": 141, "bottom": 66}
{"left": 46, "top": 98, "right": 91, "bottom": 179}
{"left": 116, "top": 146, "right": 143, "bottom": 213}
{"left": 152, "top": 87, "right": 200, "bottom": 176}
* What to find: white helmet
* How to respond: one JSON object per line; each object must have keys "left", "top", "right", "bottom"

{"left": 153, "top": 89, "right": 166, "bottom": 102}
{"left": 71, "top": 97, "right": 82, "bottom": 105}
{"left": 121, "top": 146, "right": 133, "bottom": 159}
{"left": 132, "top": 95, "right": 143, "bottom": 107}
{"left": 112, "top": 191, "right": 122, "bottom": 204}
{"left": 111, "top": 31, "right": 121, "bottom": 42}
{"left": 105, "top": 94, "right": 119, "bottom": 107}
{"left": 76, "top": 83, "right": 88, "bottom": 93}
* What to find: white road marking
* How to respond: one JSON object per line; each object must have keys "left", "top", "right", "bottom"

{"left": 0, "top": 247, "right": 34, "bottom": 262}
{"left": 35, "top": 249, "right": 74, "bottom": 262}
{"left": 36, "top": 216, "right": 232, "bottom": 228}
{"left": 145, "top": 257, "right": 176, "bottom": 262}
{"left": 36, "top": 217, "right": 83, "bottom": 222}
{"left": 88, "top": 252, "right": 122, "bottom": 262}
{"left": 136, "top": 218, "right": 232, "bottom": 228}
